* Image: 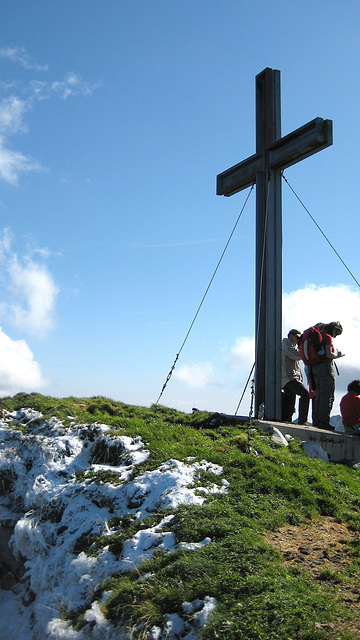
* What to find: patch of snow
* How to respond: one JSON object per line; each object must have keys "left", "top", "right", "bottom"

{"left": 183, "top": 595, "right": 217, "bottom": 627}
{"left": 178, "top": 536, "right": 211, "bottom": 551}
{"left": 151, "top": 596, "right": 217, "bottom": 640}
{"left": 0, "top": 409, "right": 225, "bottom": 639}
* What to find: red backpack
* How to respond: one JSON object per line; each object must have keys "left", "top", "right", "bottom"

{"left": 299, "top": 326, "right": 327, "bottom": 366}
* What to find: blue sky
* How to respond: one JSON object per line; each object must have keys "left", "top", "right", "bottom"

{"left": 0, "top": 0, "right": 359, "bottom": 417}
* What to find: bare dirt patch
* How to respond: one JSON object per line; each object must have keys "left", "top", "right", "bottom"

{"left": 73, "top": 403, "right": 88, "bottom": 410}
{"left": 266, "top": 517, "right": 360, "bottom": 638}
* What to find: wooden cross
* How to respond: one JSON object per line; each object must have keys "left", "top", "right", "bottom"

{"left": 217, "top": 68, "right": 332, "bottom": 421}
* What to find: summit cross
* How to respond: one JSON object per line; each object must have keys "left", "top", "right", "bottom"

{"left": 217, "top": 67, "right": 333, "bottom": 421}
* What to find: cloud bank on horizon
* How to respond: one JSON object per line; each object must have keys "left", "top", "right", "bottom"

{"left": 174, "top": 284, "right": 360, "bottom": 412}
{"left": 0, "top": 228, "right": 57, "bottom": 394}
{"left": 0, "top": 328, "right": 46, "bottom": 395}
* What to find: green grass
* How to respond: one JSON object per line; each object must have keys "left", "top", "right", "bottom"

{"left": 2, "top": 392, "right": 360, "bottom": 639}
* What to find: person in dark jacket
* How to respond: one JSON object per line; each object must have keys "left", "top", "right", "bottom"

{"left": 281, "top": 329, "right": 309, "bottom": 424}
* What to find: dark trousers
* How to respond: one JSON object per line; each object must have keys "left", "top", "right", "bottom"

{"left": 282, "top": 379, "right": 310, "bottom": 425}
{"left": 312, "top": 361, "right": 335, "bottom": 428}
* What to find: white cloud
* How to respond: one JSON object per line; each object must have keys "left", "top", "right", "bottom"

{"left": 0, "top": 92, "right": 44, "bottom": 183}
{"left": 0, "top": 135, "right": 43, "bottom": 185}
{"left": 0, "top": 47, "right": 99, "bottom": 185}
{"left": 282, "top": 284, "right": 360, "bottom": 366}
{"left": 51, "top": 72, "right": 99, "bottom": 100}
{"left": 0, "top": 229, "right": 59, "bottom": 337}
{"left": 8, "top": 259, "right": 59, "bottom": 335}
{"left": 174, "top": 362, "right": 216, "bottom": 388}
{"left": 0, "top": 46, "right": 48, "bottom": 71}
{"left": 226, "top": 336, "right": 255, "bottom": 371}
{"left": 0, "top": 96, "right": 28, "bottom": 134}
{"left": 0, "top": 327, "right": 47, "bottom": 395}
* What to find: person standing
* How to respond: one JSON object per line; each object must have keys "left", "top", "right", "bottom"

{"left": 311, "top": 321, "right": 343, "bottom": 430}
{"left": 340, "top": 380, "right": 360, "bottom": 435}
{"left": 282, "top": 329, "right": 309, "bottom": 424}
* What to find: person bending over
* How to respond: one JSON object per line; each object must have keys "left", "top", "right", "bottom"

{"left": 312, "top": 321, "right": 343, "bottom": 430}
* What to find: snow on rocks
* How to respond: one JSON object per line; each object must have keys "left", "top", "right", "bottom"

{"left": 149, "top": 596, "right": 217, "bottom": 640}
{"left": 0, "top": 409, "right": 226, "bottom": 639}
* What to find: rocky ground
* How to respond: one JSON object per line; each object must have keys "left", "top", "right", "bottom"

{"left": 266, "top": 517, "right": 360, "bottom": 639}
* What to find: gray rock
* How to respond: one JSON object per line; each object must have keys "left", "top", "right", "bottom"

{"left": 270, "top": 427, "right": 289, "bottom": 447}
{"left": 302, "top": 441, "right": 329, "bottom": 462}
{"left": 350, "top": 461, "right": 360, "bottom": 470}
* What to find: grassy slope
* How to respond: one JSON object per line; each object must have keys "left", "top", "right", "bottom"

{"left": 2, "top": 392, "right": 360, "bottom": 640}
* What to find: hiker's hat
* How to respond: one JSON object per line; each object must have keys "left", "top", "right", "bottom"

{"left": 289, "top": 329, "right": 301, "bottom": 338}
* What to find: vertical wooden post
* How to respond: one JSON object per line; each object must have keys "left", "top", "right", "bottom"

{"left": 255, "top": 68, "right": 282, "bottom": 420}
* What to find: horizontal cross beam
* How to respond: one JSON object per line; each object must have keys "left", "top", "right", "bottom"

{"left": 217, "top": 117, "right": 333, "bottom": 197}
{"left": 268, "top": 117, "right": 333, "bottom": 170}
{"left": 216, "top": 154, "right": 260, "bottom": 196}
